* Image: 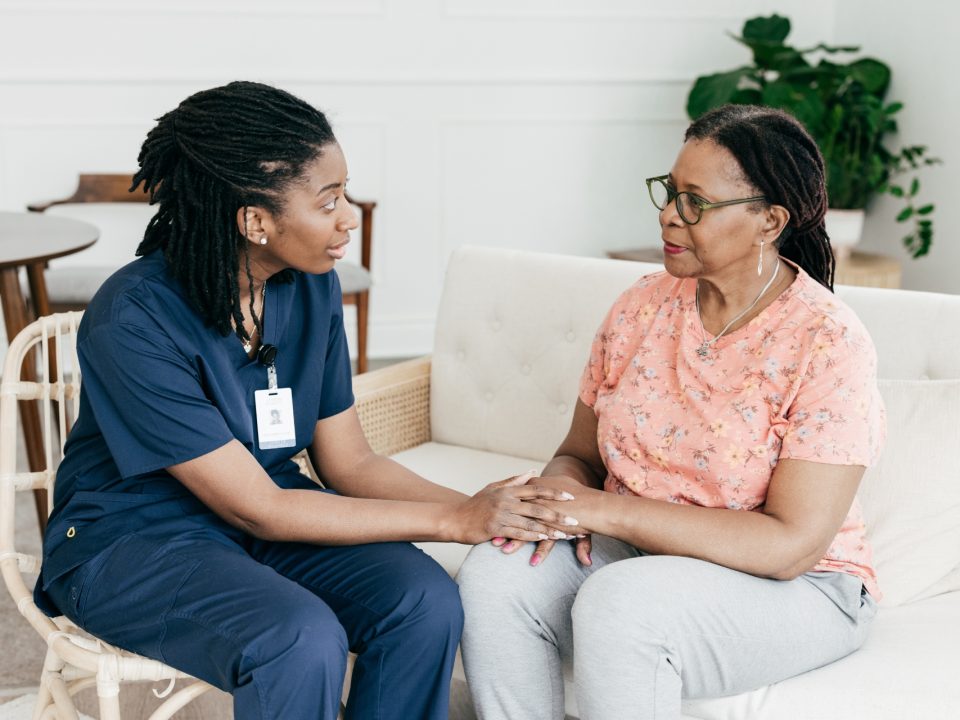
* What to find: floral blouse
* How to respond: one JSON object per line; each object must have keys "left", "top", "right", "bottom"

{"left": 579, "top": 261, "right": 886, "bottom": 598}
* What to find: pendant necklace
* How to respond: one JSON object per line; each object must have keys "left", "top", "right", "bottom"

{"left": 695, "top": 259, "right": 779, "bottom": 359}
{"left": 241, "top": 283, "right": 267, "bottom": 354}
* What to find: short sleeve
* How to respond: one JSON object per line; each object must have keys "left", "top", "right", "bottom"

{"left": 318, "top": 273, "right": 355, "bottom": 420}
{"left": 579, "top": 307, "right": 613, "bottom": 409}
{"left": 578, "top": 273, "right": 667, "bottom": 409}
{"left": 779, "top": 318, "right": 886, "bottom": 466}
{"left": 78, "top": 321, "right": 235, "bottom": 478}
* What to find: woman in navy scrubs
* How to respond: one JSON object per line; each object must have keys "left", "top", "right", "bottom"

{"left": 35, "top": 82, "right": 575, "bottom": 720}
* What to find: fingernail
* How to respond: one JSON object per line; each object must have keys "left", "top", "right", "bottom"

{"left": 491, "top": 536, "right": 506, "bottom": 546}
{"left": 551, "top": 530, "right": 567, "bottom": 539}
{"left": 560, "top": 492, "right": 575, "bottom": 500}
{"left": 562, "top": 516, "right": 579, "bottom": 526}
{"left": 502, "top": 541, "right": 516, "bottom": 551}
{"left": 530, "top": 554, "right": 542, "bottom": 567}
{"left": 538, "top": 533, "right": 549, "bottom": 540}
{"left": 576, "top": 534, "right": 587, "bottom": 538}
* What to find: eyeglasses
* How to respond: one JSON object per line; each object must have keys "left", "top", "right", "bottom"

{"left": 645, "top": 175, "right": 766, "bottom": 225}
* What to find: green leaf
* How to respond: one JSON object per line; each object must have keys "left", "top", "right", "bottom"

{"left": 729, "top": 88, "right": 764, "bottom": 105}
{"left": 917, "top": 204, "right": 934, "bottom": 215}
{"left": 848, "top": 58, "right": 891, "bottom": 96}
{"left": 884, "top": 101, "right": 904, "bottom": 115}
{"left": 909, "top": 177, "right": 920, "bottom": 196}
{"left": 896, "top": 206, "right": 914, "bottom": 222}
{"left": 807, "top": 43, "right": 861, "bottom": 54}
{"left": 888, "top": 185, "right": 905, "bottom": 197}
{"left": 742, "top": 14, "right": 791, "bottom": 43}
{"left": 761, "top": 81, "right": 825, "bottom": 129}
{"left": 687, "top": 68, "right": 752, "bottom": 119}
{"left": 766, "top": 48, "right": 809, "bottom": 73}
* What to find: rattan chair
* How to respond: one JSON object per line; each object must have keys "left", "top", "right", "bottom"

{"left": 0, "top": 312, "right": 215, "bottom": 719}
{"left": 28, "top": 174, "right": 377, "bottom": 373}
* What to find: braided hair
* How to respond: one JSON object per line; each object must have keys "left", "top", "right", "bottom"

{"left": 685, "top": 105, "right": 835, "bottom": 291}
{"left": 133, "top": 81, "right": 337, "bottom": 342}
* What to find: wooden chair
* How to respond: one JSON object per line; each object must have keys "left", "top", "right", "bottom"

{"left": 28, "top": 174, "right": 376, "bottom": 373}
{"left": 0, "top": 312, "right": 215, "bottom": 719}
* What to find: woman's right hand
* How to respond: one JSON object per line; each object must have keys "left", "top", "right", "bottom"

{"left": 445, "top": 471, "right": 580, "bottom": 545}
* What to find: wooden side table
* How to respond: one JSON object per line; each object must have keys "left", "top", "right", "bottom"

{"left": 606, "top": 247, "right": 902, "bottom": 289}
{"left": 833, "top": 251, "right": 901, "bottom": 288}
{"left": 0, "top": 212, "right": 99, "bottom": 532}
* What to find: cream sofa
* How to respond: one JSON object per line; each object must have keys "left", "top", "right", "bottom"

{"left": 353, "top": 246, "right": 960, "bottom": 720}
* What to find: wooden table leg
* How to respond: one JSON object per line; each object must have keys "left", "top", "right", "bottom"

{"left": 0, "top": 266, "right": 48, "bottom": 533}
{"left": 25, "top": 262, "right": 52, "bottom": 317}
{"left": 356, "top": 291, "right": 369, "bottom": 375}
{"left": 25, "top": 259, "right": 62, "bottom": 410}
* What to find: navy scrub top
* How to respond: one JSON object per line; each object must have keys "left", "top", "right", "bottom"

{"left": 35, "top": 250, "right": 354, "bottom": 614}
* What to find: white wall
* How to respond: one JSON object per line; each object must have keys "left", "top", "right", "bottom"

{"left": 833, "top": 0, "right": 959, "bottom": 295}
{"left": 6, "top": 0, "right": 949, "bottom": 361}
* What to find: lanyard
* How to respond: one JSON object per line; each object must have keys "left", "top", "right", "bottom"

{"left": 257, "top": 343, "right": 279, "bottom": 389}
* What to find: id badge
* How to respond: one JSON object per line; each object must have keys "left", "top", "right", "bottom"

{"left": 254, "top": 387, "right": 297, "bottom": 449}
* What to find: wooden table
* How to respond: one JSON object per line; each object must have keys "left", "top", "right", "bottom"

{"left": 607, "top": 247, "right": 902, "bottom": 289}
{"left": 0, "top": 211, "right": 98, "bottom": 532}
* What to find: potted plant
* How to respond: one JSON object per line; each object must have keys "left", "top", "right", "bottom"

{"left": 686, "top": 14, "right": 940, "bottom": 259}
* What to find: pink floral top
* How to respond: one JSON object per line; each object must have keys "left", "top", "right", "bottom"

{"left": 579, "top": 262, "right": 886, "bottom": 598}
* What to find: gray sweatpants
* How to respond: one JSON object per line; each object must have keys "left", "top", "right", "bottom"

{"left": 457, "top": 535, "right": 877, "bottom": 720}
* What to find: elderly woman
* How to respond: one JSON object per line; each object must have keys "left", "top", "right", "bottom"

{"left": 457, "top": 105, "right": 886, "bottom": 720}
{"left": 34, "top": 82, "right": 575, "bottom": 720}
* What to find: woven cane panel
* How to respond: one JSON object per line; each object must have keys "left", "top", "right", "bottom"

{"left": 356, "top": 375, "right": 431, "bottom": 457}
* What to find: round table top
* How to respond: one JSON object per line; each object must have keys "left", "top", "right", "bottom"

{"left": 0, "top": 211, "right": 99, "bottom": 270}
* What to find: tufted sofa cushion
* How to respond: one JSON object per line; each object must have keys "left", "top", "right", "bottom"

{"left": 857, "top": 379, "right": 960, "bottom": 606}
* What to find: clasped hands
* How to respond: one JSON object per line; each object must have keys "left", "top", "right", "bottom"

{"left": 453, "top": 471, "right": 599, "bottom": 568}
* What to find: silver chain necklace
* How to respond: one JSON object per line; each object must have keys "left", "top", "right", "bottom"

{"left": 695, "top": 259, "right": 780, "bottom": 359}
{"left": 241, "top": 283, "right": 267, "bottom": 354}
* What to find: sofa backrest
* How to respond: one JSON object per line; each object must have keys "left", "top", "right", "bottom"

{"left": 835, "top": 284, "right": 960, "bottom": 380}
{"left": 431, "top": 246, "right": 960, "bottom": 606}
{"left": 431, "top": 246, "right": 660, "bottom": 461}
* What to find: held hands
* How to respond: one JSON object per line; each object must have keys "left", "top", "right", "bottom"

{"left": 492, "top": 474, "right": 595, "bottom": 568}
{"left": 447, "top": 471, "right": 581, "bottom": 545}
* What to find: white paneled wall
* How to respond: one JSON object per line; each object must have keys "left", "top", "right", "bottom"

{"left": 1, "top": 0, "right": 848, "bottom": 358}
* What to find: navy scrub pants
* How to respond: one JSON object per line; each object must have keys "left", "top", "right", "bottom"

{"left": 45, "top": 525, "right": 464, "bottom": 720}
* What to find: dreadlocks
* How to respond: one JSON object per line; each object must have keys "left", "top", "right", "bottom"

{"left": 133, "top": 81, "right": 337, "bottom": 343}
{"left": 685, "top": 104, "right": 835, "bottom": 291}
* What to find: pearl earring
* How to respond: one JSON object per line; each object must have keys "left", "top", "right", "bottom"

{"left": 259, "top": 236, "right": 268, "bottom": 245}
{"left": 757, "top": 240, "right": 764, "bottom": 276}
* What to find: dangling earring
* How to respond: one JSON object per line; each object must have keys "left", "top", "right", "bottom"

{"left": 259, "top": 236, "right": 268, "bottom": 245}
{"left": 757, "top": 240, "right": 764, "bottom": 276}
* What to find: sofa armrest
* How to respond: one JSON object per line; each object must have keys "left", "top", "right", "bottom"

{"left": 352, "top": 355, "right": 432, "bottom": 456}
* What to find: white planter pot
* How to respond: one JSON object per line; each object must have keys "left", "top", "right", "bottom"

{"left": 825, "top": 208, "right": 865, "bottom": 261}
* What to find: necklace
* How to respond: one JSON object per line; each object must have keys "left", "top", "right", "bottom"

{"left": 241, "top": 283, "right": 267, "bottom": 354}
{"left": 695, "top": 259, "right": 780, "bottom": 359}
